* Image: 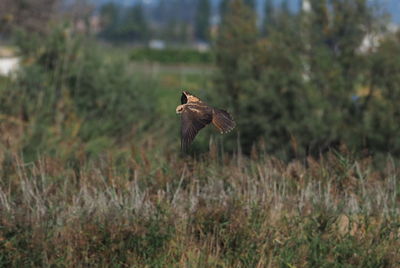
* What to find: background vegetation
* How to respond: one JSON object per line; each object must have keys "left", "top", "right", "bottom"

{"left": 130, "top": 48, "right": 213, "bottom": 64}
{"left": 0, "top": 0, "right": 400, "bottom": 266}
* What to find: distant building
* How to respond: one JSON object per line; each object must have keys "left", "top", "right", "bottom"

{"left": 149, "top": 39, "right": 166, "bottom": 50}
{"left": 301, "top": 0, "right": 311, "bottom": 12}
{"left": 0, "top": 47, "right": 19, "bottom": 76}
{"left": 195, "top": 41, "right": 210, "bottom": 52}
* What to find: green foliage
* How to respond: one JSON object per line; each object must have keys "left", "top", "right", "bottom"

{"left": 98, "top": 2, "right": 119, "bottom": 39}
{"left": 244, "top": 0, "right": 256, "bottom": 10}
{"left": 0, "top": 26, "right": 155, "bottom": 159}
{"left": 118, "top": 3, "right": 149, "bottom": 42}
{"left": 99, "top": 3, "right": 149, "bottom": 42}
{"left": 263, "top": 0, "right": 275, "bottom": 35}
{"left": 215, "top": 0, "right": 259, "bottom": 112}
{"left": 219, "top": 0, "right": 230, "bottom": 18}
{"left": 130, "top": 47, "right": 213, "bottom": 64}
{"left": 214, "top": 0, "right": 400, "bottom": 159}
{"left": 361, "top": 33, "right": 400, "bottom": 155}
{"left": 195, "top": 0, "right": 211, "bottom": 41}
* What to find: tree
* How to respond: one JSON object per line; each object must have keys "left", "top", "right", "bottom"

{"left": 99, "top": 2, "right": 150, "bottom": 42}
{"left": 280, "top": 0, "right": 290, "bottom": 14}
{"left": 119, "top": 3, "right": 149, "bottom": 42}
{"left": 219, "top": 0, "right": 230, "bottom": 19}
{"left": 154, "top": 0, "right": 167, "bottom": 23}
{"left": 263, "top": 0, "right": 274, "bottom": 35}
{"left": 213, "top": 0, "right": 392, "bottom": 158}
{"left": 0, "top": 0, "right": 59, "bottom": 35}
{"left": 99, "top": 2, "right": 120, "bottom": 40}
{"left": 241, "top": 10, "right": 308, "bottom": 157}
{"left": 215, "top": 0, "right": 259, "bottom": 113}
{"left": 195, "top": 0, "right": 211, "bottom": 41}
{"left": 244, "top": 0, "right": 256, "bottom": 10}
{"left": 360, "top": 31, "right": 400, "bottom": 155}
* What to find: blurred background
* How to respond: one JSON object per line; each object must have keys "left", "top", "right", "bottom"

{"left": 1, "top": 0, "right": 400, "bottom": 161}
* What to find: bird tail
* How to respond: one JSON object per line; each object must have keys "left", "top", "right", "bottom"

{"left": 212, "top": 108, "right": 236, "bottom": 134}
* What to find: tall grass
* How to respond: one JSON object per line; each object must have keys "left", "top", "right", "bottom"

{"left": 0, "top": 146, "right": 399, "bottom": 267}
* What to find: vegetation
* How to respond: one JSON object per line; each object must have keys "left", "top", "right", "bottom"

{"left": 195, "top": 0, "right": 211, "bottom": 42}
{"left": 1, "top": 143, "right": 399, "bottom": 266}
{"left": 131, "top": 47, "right": 213, "bottom": 64}
{"left": 0, "top": 0, "right": 59, "bottom": 34}
{"left": 214, "top": 0, "right": 400, "bottom": 159}
{"left": 99, "top": 2, "right": 149, "bottom": 42}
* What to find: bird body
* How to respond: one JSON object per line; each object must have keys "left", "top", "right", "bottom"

{"left": 176, "top": 91, "right": 235, "bottom": 151}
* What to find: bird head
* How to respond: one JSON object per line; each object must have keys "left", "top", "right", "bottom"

{"left": 182, "top": 90, "right": 201, "bottom": 103}
{"left": 176, "top": 104, "right": 185, "bottom": 114}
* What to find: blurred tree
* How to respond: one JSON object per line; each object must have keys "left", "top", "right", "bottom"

{"left": 302, "top": 0, "right": 375, "bottom": 152}
{"left": 244, "top": 0, "right": 256, "bottom": 10}
{"left": 220, "top": 0, "right": 256, "bottom": 22}
{"left": 263, "top": 0, "right": 274, "bottom": 35}
{"left": 154, "top": 0, "right": 167, "bottom": 24}
{"left": 3, "top": 26, "right": 155, "bottom": 158}
{"left": 280, "top": 0, "right": 290, "bottom": 14}
{"left": 215, "top": 0, "right": 258, "bottom": 113}
{"left": 119, "top": 3, "right": 149, "bottom": 42}
{"left": 65, "top": 0, "right": 95, "bottom": 34}
{"left": 99, "top": 2, "right": 120, "bottom": 40}
{"left": 0, "top": 0, "right": 59, "bottom": 35}
{"left": 214, "top": 0, "right": 391, "bottom": 158}
{"left": 240, "top": 10, "right": 308, "bottom": 157}
{"left": 175, "top": 21, "right": 190, "bottom": 44}
{"left": 362, "top": 32, "right": 400, "bottom": 155}
{"left": 219, "top": 0, "right": 230, "bottom": 19}
{"left": 195, "top": 0, "right": 211, "bottom": 41}
{"left": 154, "top": 0, "right": 191, "bottom": 44}
{"left": 99, "top": 3, "right": 150, "bottom": 42}
{"left": 164, "top": 17, "right": 179, "bottom": 44}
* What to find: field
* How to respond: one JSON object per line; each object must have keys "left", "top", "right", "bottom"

{"left": 1, "top": 143, "right": 400, "bottom": 267}
{"left": 0, "top": 38, "right": 400, "bottom": 267}
{"left": 0, "top": 51, "right": 400, "bottom": 267}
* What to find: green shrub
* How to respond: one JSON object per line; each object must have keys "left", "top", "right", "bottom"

{"left": 0, "top": 26, "right": 156, "bottom": 159}
{"left": 131, "top": 48, "right": 213, "bottom": 64}
{"left": 213, "top": 0, "right": 400, "bottom": 160}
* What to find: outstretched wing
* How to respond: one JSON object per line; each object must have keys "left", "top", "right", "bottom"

{"left": 181, "top": 106, "right": 212, "bottom": 151}
{"left": 212, "top": 108, "right": 236, "bottom": 134}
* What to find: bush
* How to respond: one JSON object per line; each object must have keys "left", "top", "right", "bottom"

{"left": 0, "top": 26, "right": 156, "bottom": 159}
{"left": 213, "top": 0, "right": 400, "bottom": 159}
{"left": 131, "top": 48, "right": 213, "bottom": 64}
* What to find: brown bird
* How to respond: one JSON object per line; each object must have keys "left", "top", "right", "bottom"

{"left": 176, "top": 91, "right": 235, "bottom": 151}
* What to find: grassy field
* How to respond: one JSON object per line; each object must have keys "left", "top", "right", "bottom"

{"left": 0, "top": 40, "right": 399, "bottom": 267}
{"left": 1, "top": 147, "right": 399, "bottom": 267}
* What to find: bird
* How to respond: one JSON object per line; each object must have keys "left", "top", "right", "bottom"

{"left": 176, "top": 91, "right": 236, "bottom": 151}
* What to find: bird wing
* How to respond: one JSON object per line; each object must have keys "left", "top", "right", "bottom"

{"left": 212, "top": 108, "right": 236, "bottom": 134}
{"left": 181, "top": 106, "right": 212, "bottom": 151}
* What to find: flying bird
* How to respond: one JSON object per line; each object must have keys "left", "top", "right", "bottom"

{"left": 176, "top": 91, "right": 235, "bottom": 151}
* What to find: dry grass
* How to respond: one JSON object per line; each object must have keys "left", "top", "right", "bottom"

{"left": 0, "top": 145, "right": 399, "bottom": 267}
